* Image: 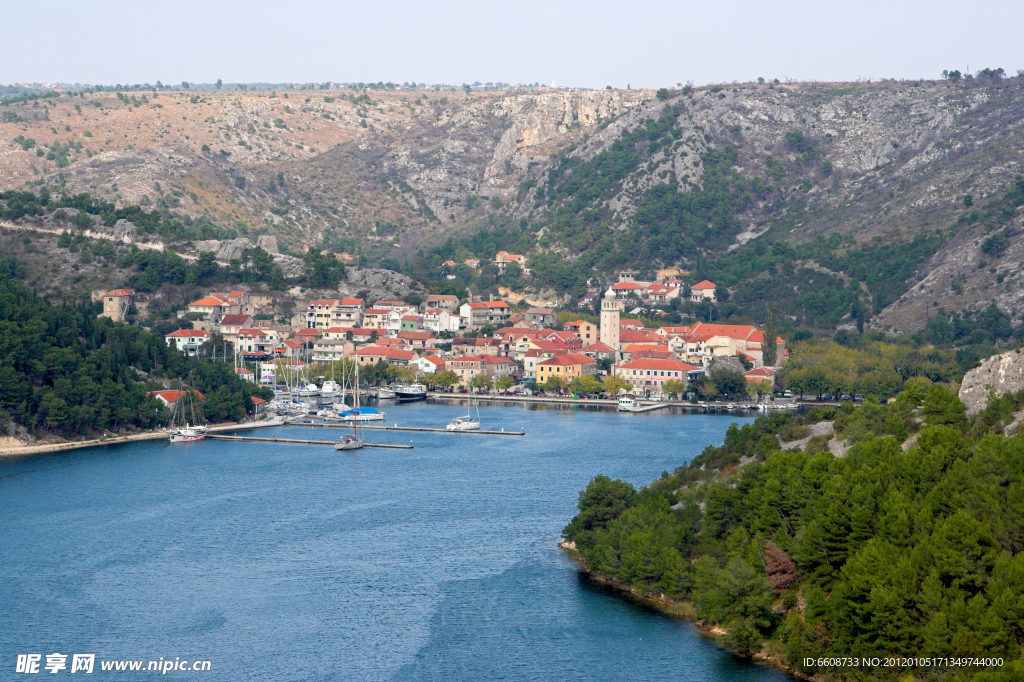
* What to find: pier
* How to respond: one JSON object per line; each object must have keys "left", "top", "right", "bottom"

{"left": 283, "top": 420, "right": 525, "bottom": 436}
{"left": 206, "top": 434, "right": 413, "bottom": 449}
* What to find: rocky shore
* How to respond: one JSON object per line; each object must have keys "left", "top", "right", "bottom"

{"left": 557, "top": 539, "right": 809, "bottom": 680}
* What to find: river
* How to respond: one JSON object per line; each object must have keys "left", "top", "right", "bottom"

{"left": 1, "top": 401, "right": 793, "bottom": 681}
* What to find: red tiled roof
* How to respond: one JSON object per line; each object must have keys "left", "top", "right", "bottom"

{"left": 538, "top": 353, "right": 596, "bottom": 367}
{"left": 295, "top": 328, "right": 322, "bottom": 337}
{"left": 624, "top": 343, "right": 670, "bottom": 353}
{"left": 744, "top": 368, "right": 777, "bottom": 377}
{"left": 619, "top": 330, "right": 660, "bottom": 343}
{"left": 250, "top": 396, "right": 265, "bottom": 404}
{"left": 149, "top": 389, "right": 205, "bottom": 402}
{"left": 581, "top": 342, "right": 616, "bottom": 353}
{"left": 307, "top": 299, "right": 341, "bottom": 307}
{"left": 397, "top": 331, "right": 434, "bottom": 340}
{"left": 190, "top": 296, "right": 234, "bottom": 307}
{"left": 617, "top": 359, "right": 700, "bottom": 371}
{"left": 104, "top": 289, "right": 134, "bottom": 297}
{"left": 690, "top": 323, "right": 757, "bottom": 340}
{"left": 611, "top": 282, "right": 642, "bottom": 290}
{"left": 692, "top": 280, "right": 716, "bottom": 289}
{"left": 340, "top": 298, "right": 364, "bottom": 305}
{"left": 165, "top": 329, "right": 211, "bottom": 338}
{"left": 219, "top": 314, "right": 252, "bottom": 326}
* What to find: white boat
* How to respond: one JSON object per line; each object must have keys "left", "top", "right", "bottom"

{"left": 377, "top": 386, "right": 396, "bottom": 399}
{"left": 168, "top": 424, "right": 204, "bottom": 443}
{"left": 618, "top": 395, "right": 640, "bottom": 412}
{"left": 446, "top": 401, "right": 481, "bottom": 431}
{"left": 446, "top": 415, "right": 481, "bottom": 431}
{"left": 294, "top": 383, "right": 321, "bottom": 398}
{"left": 339, "top": 407, "right": 385, "bottom": 422}
{"left": 166, "top": 375, "right": 207, "bottom": 443}
{"left": 395, "top": 383, "right": 427, "bottom": 401}
{"left": 320, "top": 380, "right": 342, "bottom": 400}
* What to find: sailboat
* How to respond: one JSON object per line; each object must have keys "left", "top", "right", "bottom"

{"left": 446, "top": 399, "right": 481, "bottom": 431}
{"left": 336, "top": 361, "right": 365, "bottom": 450}
{"left": 167, "top": 376, "right": 206, "bottom": 443}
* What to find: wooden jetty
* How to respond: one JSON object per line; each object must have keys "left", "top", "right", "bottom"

{"left": 284, "top": 420, "right": 525, "bottom": 436}
{"left": 206, "top": 434, "right": 413, "bottom": 449}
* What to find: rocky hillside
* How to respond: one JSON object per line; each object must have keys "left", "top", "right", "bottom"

{"left": 2, "top": 76, "right": 1022, "bottom": 331}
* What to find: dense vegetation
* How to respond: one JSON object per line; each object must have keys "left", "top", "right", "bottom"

{"left": 781, "top": 336, "right": 960, "bottom": 400}
{"left": 0, "top": 275, "right": 271, "bottom": 436}
{"left": 563, "top": 382, "right": 1024, "bottom": 680}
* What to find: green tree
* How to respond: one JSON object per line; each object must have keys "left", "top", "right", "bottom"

{"left": 469, "top": 374, "right": 492, "bottom": 392}
{"left": 496, "top": 374, "right": 515, "bottom": 391}
{"left": 662, "top": 378, "right": 687, "bottom": 399}
{"left": 431, "top": 369, "right": 459, "bottom": 389}
{"left": 762, "top": 302, "right": 780, "bottom": 367}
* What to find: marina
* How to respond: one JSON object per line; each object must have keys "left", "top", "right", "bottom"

{"left": 2, "top": 405, "right": 776, "bottom": 682}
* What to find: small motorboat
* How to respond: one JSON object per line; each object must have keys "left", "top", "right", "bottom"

{"left": 320, "top": 380, "right": 342, "bottom": 400}
{"left": 377, "top": 386, "right": 396, "bottom": 399}
{"left": 617, "top": 395, "right": 641, "bottom": 412}
{"left": 394, "top": 383, "right": 427, "bottom": 402}
{"left": 294, "top": 383, "right": 321, "bottom": 398}
{"left": 338, "top": 407, "right": 385, "bottom": 422}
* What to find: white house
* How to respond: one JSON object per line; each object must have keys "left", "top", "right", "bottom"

{"left": 165, "top": 329, "right": 212, "bottom": 355}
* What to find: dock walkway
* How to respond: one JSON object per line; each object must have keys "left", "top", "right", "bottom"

{"left": 206, "top": 434, "right": 412, "bottom": 449}
{"left": 284, "top": 420, "right": 525, "bottom": 436}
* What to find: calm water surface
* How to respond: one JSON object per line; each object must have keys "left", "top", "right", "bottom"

{"left": 2, "top": 402, "right": 792, "bottom": 681}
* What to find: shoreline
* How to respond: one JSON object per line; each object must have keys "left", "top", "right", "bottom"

{"left": 557, "top": 540, "right": 809, "bottom": 680}
{"left": 0, "top": 419, "right": 282, "bottom": 458}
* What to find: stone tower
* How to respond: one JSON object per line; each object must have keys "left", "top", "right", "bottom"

{"left": 600, "top": 288, "right": 621, "bottom": 352}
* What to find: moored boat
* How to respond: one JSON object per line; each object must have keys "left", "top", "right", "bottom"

{"left": 339, "top": 407, "right": 385, "bottom": 422}
{"left": 446, "top": 415, "right": 481, "bottom": 431}
{"left": 395, "top": 383, "right": 427, "bottom": 402}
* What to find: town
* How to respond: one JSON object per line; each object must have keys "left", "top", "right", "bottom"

{"left": 99, "top": 267, "right": 785, "bottom": 402}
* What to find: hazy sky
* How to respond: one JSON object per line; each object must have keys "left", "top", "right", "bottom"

{"left": 2, "top": 0, "right": 1021, "bottom": 88}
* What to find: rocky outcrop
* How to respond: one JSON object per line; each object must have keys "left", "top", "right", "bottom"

{"left": 708, "top": 355, "right": 746, "bottom": 375}
{"left": 272, "top": 254, "right": 304, "bottom": 278}
{"left": 779, "top": 421, "right": 835, "bottom": 451}
{"left": 339, "top": 267, "right": 426, "bottom": 302}
{"left": 257, "top": 235, "right": 279, "bottom": 253}
{"left": 196, "top": 238, "right": 255, "bottom": 262}
{"left": 959, "top": 348, "right": 1024, "bottom": 416}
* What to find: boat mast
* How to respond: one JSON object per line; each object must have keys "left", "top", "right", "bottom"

{"left": 353, "top": 361, "right": 359, "bottom": 439}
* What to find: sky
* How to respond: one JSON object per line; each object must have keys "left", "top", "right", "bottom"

{"left": 1, "top": 0, "right": 1022, "bottom": 88}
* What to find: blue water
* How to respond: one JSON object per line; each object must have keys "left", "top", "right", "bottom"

{"left": 2, "top": 402, "right": 791, "bottom": 681}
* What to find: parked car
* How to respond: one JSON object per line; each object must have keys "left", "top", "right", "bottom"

{"left": 783, "top": 390, "right": 793, "bottom": 398}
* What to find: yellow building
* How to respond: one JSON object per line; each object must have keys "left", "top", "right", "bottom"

{"left": 536, "top": 353, "right": 597, "bottom": 383}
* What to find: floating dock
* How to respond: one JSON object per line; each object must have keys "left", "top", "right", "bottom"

{"left": 284, "top": 421, "right": 525, "bottom": 436}
{"left": 206, "top": 434, "right": 413, "bottom": 449}
{"left": 621, "top": 403, "right": 673, "bottom": 413}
